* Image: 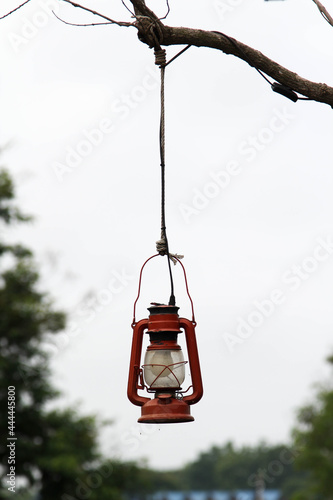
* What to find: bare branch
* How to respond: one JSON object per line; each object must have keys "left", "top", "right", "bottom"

{"left": 159, "top": 0, "right": 170, "bottom": 21}
{"left": 1, "top": 0, "right": 332, "bottom": 107}
{"left": 0, "top": 0, "right": 30, "bottom": 20}
{"left": 59, "top": 0, "right": 134, "bottom": 27}
{"left": 159, "top": 25, "right": 333, "bottom": 107}
{"left": 124, "top": 0, "right": 333, "bottom": 107}
{"left": 312, "top": 0, "right": 333, "bottom": 27}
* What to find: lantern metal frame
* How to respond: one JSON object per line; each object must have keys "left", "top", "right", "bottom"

{"left": 127, "top": 255, "right": 203, "bottom": 424}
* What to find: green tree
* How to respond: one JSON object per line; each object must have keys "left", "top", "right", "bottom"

{"left": 0, "top": 168, "right": 154, "bottom": 500}
{"left": 151, "top": 441, "right": 309, "bottom": 495}
{"left": 292, "top": 355, "right": 333, "bottom": 500}
{"left": 34, "top": 409, "right": 100, "bottom": 499}
{"left": 0, "top": 168, "right": 66, "bottom": 496}
{"left": 0, "top": 169, "right": 147, "bottom": 499}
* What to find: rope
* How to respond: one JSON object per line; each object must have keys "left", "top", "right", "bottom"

{"left": 153, "top": 48, "right": 184, "bottom": 304}
{"left": 154, "top": 48, "right": 167, "bottom": 257}
{"left": 154, "top": 47, "right": 166, "bottom": 67}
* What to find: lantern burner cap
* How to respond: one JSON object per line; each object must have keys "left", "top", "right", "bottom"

{"left": 148, "top": 303, "right": 179, "bottom": 316}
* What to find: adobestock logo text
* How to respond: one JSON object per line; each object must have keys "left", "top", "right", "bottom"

{"left": 8, "top": 0, "right": 59, "bottom": 52}
{"left": 179, "top": 106, "right": 295, "bottom": 224}
{"left": 223, "top": 236, "right": 333, "bottom": 352}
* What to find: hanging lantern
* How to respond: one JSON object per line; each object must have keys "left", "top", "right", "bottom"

{"left": 127, "top": 256, "right": 203, "bottom": 424}
{"left": 127, "top": 50, "right": 203, "bottom": 423}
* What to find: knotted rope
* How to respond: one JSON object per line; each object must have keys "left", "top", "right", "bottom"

{"left": 154, "top": 48, "right": 184, "bottom": 267}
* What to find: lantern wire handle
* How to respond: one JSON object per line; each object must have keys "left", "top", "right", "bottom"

{"left": 173, "top": 256, "right": 196, "bottom": 326}
{"left": 131, "top": 254, "right": 196, "bottom": 327}
{"left": 132, "top": 254, "right": 158, "bottom": 327}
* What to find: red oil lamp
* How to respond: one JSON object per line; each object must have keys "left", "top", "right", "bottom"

{"left": 127, "top": 256, "right": 203, "bottom": 423}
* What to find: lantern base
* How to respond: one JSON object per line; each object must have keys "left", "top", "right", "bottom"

{"left": 138, "top": 393, "right": 194, "bottom": 424}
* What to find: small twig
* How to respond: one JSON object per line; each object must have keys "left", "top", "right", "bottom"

{"left": 59, "top": 0, "right": 134, "bottom": 27}
{"left": 52, "top": 11, "right": 118, "bottom": 27}
{"left": 159, "top": 0, "right": 170, "bottom": 21}
{"left": 121, "top": 0, "right": 135, "bottom": 17}
{"left": 0, "top": 0, "right": 31, "bottom": 20}
{"left": 312, "top": 0, "right": 333, "bottom": 27}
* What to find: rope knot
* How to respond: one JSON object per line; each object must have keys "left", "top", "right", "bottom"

{"left": 156, "top": 237, "right": 168, "bottom": 256}
{"left": 154, "top": 48, "right": 166, "bottom": 67}
{"left": 156, "top": 236, "right": 184, "bottom": 265}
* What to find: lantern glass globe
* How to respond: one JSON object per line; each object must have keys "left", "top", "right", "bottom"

{"left": 143, "top": 349, "right": 186, "bottom": 389}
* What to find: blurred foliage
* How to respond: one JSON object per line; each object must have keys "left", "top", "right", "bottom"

{"left": 0, "top": 170, "right": 31, "bottom": 225}
{"left": 0, "top": 169, "right": 151, "bottom": 500}
{"left": 148, "top": 442, "right": 309, "bottom": 496}
{"left": 0, "top": 168, "right": 66, "bottom": 496}
{"left": 291, "top": 355, "right": 333, "bottom": 500}
{"left": 148, "top": 354, "right": 333, "bottom": 498}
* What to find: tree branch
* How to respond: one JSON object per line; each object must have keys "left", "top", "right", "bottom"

{"left": 158, "top": 26, "right": 333, "bottom": 107}
{"left": 128, "top": 0, "right": 333, "bottom": 107}
{"left": 312, "top": 0, "right": 333, "bottom": 27}
{"left": 1, "top": 0, "right": 332, "bottom": 107}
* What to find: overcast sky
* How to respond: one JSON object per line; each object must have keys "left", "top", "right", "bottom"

{"left": 1, "top": 0, "right": 333, "bottom": 471}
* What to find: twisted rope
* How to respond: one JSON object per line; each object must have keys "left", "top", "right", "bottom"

{"left": 154, "top": 48, "right": 184, "bottom": 267}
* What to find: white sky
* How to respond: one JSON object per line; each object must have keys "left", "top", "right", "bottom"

{"left": 1, "top": 0, "right": 333, "bottom": 471}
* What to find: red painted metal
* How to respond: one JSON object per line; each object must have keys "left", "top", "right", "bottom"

{"left": 127, "top": 319, "right": 150, "bottom": 407}
{"left": 179, "top": 318, "right": 203, "bottom": 405}
{"left": 131, "top": 254, "right": 196, "bottom": 326}
{"left": 127, "top": 304, "right": 203, "bottom": 423}
{"left": 138, "top": 394, "right": 194, "bottom": 424}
